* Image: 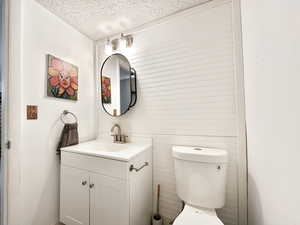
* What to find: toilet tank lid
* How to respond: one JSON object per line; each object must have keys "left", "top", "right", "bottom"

{"left": 172, "top": 146, "right": 228, "bottom": 163}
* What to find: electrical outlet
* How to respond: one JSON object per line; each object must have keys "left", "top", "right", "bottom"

{"left": 27, "top": 105, "right": 38, "bottom": 120}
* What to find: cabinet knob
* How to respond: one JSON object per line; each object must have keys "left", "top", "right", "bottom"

{"left": 89, "top": 183, "right": 94, "bottom": 188}
{"left": 82, "top": 181, "right": 87, "bottom": 186}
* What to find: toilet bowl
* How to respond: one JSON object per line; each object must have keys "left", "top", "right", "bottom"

{"left": 173, "top": 205, "right": 223, "bottom": 225}
{"left": 172, "top": 146, "right": 228, "bottom": 225}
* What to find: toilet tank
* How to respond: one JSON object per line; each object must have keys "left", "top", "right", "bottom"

{"left": 172, "top": 146, "right": 228, "bottom": 209}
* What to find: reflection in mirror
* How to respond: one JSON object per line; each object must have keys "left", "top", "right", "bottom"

{"left": 101, "top": 54, "right": 136, "bottom": 116}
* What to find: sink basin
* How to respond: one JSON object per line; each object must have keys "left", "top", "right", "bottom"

{"left": 61, "top": 138, "right": 152, "bottom": 161}
{"left": 77, "top": 142, "right": 127, "bottom": 152}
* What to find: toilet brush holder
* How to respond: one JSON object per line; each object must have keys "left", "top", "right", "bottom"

{"left": 153, "top": 184, "right": 162, "bottom": 225}
{"left": 152, "top": 214, "right": 163, "bottom": 225}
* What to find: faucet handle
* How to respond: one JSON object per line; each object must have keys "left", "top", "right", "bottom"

{"left": 121, "top": 135, "right": 128, "bottom": 143}
{"left": 111, "top": 134, "right": 118, "bottom": 142}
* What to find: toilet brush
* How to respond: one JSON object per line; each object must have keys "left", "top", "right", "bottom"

{"left": 152, "top": 184, "right": 162, "bottom": 225}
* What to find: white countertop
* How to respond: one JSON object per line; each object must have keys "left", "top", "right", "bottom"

{"left": 61, "top": 138, "right": 152, "bottom": 162}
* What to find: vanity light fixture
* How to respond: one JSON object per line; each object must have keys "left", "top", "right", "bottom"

{"left": 104, "top": 33, "right": 134, "bottom": 55}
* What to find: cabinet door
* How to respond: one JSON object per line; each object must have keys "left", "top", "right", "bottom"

{"left": 90, "top": 173, "right": 129, "bottom": 225}
{"left": 60, "top": 166, "right": 90, "bottom": 225}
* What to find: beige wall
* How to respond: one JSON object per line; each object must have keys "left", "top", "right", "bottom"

{"left": 241, "top": 0, "right": 300, "bottom": 224}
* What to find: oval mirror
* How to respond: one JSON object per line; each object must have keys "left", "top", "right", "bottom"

{"left": 101, "top": 53, "right": 137, "bottom": 117}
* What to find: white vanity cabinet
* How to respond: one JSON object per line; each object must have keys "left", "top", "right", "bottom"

{"left": 60, "top": 166, "right": 90, "bottom": 225}
{"left": 59, "top": 140, "right": 152, "bottom": 225}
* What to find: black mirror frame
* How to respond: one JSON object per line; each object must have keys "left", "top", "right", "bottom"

{"left": 100, "top": 53, "right": 137, "bottom": 117}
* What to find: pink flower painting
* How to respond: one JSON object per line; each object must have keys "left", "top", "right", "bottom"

{"left": 47, "top": 55, "right": 78, "bottom": 100}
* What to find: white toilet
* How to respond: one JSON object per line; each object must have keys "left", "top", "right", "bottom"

{"left": 172, "top": 146, "right": 228, "bottom": 225}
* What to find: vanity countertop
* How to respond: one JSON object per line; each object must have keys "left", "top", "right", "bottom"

{"left": 61, "top": 138, "right": 152, "bottom": 162}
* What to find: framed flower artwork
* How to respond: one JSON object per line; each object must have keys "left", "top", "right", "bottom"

{"left": 101, "top": 76, "right": 111, "bottom": 104}
{"left": 47, "top": 54, "right": 78, "bottom": 101}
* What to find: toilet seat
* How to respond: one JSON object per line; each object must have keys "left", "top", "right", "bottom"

{"left": 173, "top": 205, "right": 224, "bottom": 225}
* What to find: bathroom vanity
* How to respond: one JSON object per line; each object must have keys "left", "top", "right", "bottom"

{"left": 59, "top": 137, "right": 152, "bottom": 225}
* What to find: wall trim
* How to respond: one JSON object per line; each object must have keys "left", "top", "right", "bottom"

{"left": 232, "top": 0, "right": 248, "bottom": 225}
{"left": 1, "top": 0, "right": 9, "bottom": 225}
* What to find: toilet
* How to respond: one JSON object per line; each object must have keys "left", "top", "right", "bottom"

{"left": 172, "top": 146, "right": 228, "bottom": 225}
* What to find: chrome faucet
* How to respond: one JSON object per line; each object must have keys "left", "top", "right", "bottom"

{"left": 110, "top": 124, "right": 128, "bottom": 143}
{"left": 111, "top": 124, "right": 121, "bottom": 136}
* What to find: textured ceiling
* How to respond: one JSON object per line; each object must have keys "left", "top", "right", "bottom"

{"left": 35, "top": 0, "right": 210, "bottom": 40}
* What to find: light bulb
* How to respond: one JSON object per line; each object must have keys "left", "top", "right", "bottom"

{"left": 119, "top": 33, "right": 127, "bottom": 51}
{"left": 122, "top": 45, "right": 135, "bottom": 56}
{"left": 104, "top": 39, "right": 112, "bottom": 55}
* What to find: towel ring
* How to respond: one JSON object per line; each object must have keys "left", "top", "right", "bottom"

{"left": 60, "top": 110, "right": 78, "bottom": 124}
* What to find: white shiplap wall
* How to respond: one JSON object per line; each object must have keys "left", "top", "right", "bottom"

{"left": 97, "top": 1, "right": 241, "bottom": 224}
